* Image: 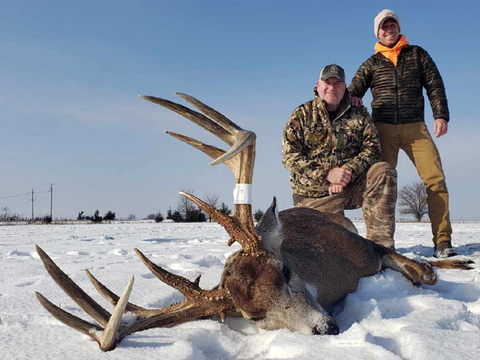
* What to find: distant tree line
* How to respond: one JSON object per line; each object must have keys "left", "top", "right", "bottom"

{"left": 69, "top": 181, "right": 428, "bottom": 225}
{"left": 149, "top": 191, "right": 236, "bottom": 223}
{"left": 1, "top": 206, "right": 51, "bottom": 223}
{"left": 77, "top": 210, "right": 116, "bottom": 223}
{"left": 1, "top": 191, "right": 269, "bottom": 225}
{"left": 1, "top": 206, "right": 22, "bottom": 222}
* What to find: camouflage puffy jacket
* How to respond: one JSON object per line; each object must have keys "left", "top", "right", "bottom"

{"left": 282, "top": 93, "right": 381, "bottom": 198}
{"left": 348, "top": 45, "right": 449, "bottom": 124}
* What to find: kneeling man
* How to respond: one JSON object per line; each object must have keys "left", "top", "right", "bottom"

{"left": 282, "top": 64, "right": 397, "bottom": 248}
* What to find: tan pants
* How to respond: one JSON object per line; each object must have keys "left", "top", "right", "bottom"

{"left": 294, "top": 162, "right": 397, "bottom": 248}
{"left": 376, "top": 122, "right": 452, "bottom": 245}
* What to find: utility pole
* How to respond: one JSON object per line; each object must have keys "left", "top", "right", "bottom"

{"left": 50, "top": 183, "right": 54, "bottom": 220}
{"left": 31, "top": 188, "right": 34, "bottom": 221}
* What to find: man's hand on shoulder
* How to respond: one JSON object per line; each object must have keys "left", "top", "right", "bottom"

{"left": 433, "top": 118, "right": 448, "bottom": 138}
{"left": 350, "top": 96, "right": 363, "bottom": 106}
{"left": 327, "top": 168, "right": 352, "bottom": 187}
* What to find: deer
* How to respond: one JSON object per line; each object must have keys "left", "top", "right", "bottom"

{"left": 35, "top": 93, "right": 473, "bottom": 351}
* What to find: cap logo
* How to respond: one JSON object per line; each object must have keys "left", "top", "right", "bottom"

{"left": 319, "top": 64, "right": 345, "bottom": 82}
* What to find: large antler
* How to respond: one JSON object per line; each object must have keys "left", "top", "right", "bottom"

{"left": 35, "top": 245, "right": 234, "bottom": 351}
{"left": 140, "top": 93, "right": 257, "bottom": 237}
{"left": 36, "top": 93, "right": 264, "bottom": 351}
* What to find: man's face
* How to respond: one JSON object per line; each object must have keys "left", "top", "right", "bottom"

{"left": 378, "top": 19, "right": 400, "bottom": 47}
{"left": 317, "top": 77, "right": 346, "bottom": 110}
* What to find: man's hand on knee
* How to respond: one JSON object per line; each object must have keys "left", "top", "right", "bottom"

{"left": 327, "top": 168, "right": 352, "bottom": 186}
{"left": 329, "top": 183, "right": 345, "bottom": 196}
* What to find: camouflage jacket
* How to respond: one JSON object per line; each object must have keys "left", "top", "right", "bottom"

{"left": 282, "top": 92, "right": 381, "bottom": 198}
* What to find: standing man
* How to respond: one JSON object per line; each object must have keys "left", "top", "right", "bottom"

{"left": 282, "top": 64, "right": 397, "bottom": 249}
{"left": 349, "top": 9, "right": 454, "bottom": 258}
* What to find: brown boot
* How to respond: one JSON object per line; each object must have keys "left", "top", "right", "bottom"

{"left": 434, "top": 241, "right": 456, "bottom": 258}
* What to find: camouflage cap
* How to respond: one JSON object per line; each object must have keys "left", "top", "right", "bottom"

{"left": 319, "top": 64, "right": 345, "bottom": 82}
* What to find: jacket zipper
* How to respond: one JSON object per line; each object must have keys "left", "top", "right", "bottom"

{"left": 394, "top": 62, "right": 399, "bottom": 124}
{"left": 333, "top": 104, "right": 350, "bottom": 165}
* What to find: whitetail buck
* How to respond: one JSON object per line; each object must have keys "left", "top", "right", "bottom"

{"left": 35, "top": 93, "right": 473, "bottom": 351}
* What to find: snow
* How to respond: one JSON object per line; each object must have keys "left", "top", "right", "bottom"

{"left": 1, "top": 221, "right": 479, "bottom": 360}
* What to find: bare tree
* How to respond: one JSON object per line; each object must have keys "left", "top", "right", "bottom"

{"left": 1, "top": 206, "right": 10, "bottom": 221}
{"left": 176, "top": 189, "right": 206, "bottom": 222}
{"left": 204, "top": 193, "right": 220, "bottom": 222}
{"left": 398, "top": 181, "right": 428, "bottom": 222}
{"left": 178, "top": 188, "right": 197, "bottom": 220}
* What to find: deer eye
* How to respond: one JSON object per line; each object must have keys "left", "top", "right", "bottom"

{"left": 282, "top": 265, "right": 291, "bottom": 282}
{"left": 249, "top": 316, "right": 265, "bottom": 322}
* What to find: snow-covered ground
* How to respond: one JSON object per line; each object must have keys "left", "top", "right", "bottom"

{"left": 1, "top": 221, "right": 480, "bottom": 360}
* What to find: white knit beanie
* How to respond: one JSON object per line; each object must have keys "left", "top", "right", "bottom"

{"left": 374, "top": 9, "right": 401, "bottom": 37}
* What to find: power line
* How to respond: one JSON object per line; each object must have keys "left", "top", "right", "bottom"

{"left": 1, "top": 186, "right": 55, "bottom": 220}
{"left": 0, "top": 192, "right": 31, "bottom": 200}
{"left": 1, "top": 190, "right": 50, "bottom": 200}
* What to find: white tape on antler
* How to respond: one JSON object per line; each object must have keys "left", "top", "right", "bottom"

{"left": 233, "top": 183, "right": 252, "bottom": 205}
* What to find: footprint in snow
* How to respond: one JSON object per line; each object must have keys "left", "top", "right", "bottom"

{"left": 6, "top": 249, "right": 33, "bottom": 259}
{"left": 15, "top": 280, "right": 38, "bottom": 288}
{"left": 67, "top": 251, "right": 89, "bottom": 256}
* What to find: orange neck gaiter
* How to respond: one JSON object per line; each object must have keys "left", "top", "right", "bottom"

{"left": 375, "top": 35, "right": 409, "bottom": 67}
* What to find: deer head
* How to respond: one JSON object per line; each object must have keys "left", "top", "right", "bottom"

{"left": 35, "top": 93, "right": 338, "bottom": 352}
{"left": 221, "top": 197, "right": 339, "bottom": 335}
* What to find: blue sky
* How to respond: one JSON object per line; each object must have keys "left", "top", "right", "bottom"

{"left": 1, "top": 0, "right": 480, "bottom": 221}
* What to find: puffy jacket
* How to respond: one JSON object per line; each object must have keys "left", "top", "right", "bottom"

{"left": 282, "top": 92, "right": 381, "bottom": 198}
{"left": 348, "top": 45, "right": 449, "bottom": 124}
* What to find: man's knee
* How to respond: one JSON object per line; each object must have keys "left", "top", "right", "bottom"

{"left": 422, "top": 172, "right": 448, "bottom": 194}
{"left": 368, "top": 162, "right": 397, "bottom": 181}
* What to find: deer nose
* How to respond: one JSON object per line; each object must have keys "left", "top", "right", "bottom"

{"left": 313, "top": 322, "right": 339, "bottom": 335}
{"left": 326, "top": 322, "right": 340, "bottom": 335}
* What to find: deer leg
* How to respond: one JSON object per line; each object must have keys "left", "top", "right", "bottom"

{"left": 380, "top": 248, "right": 437, "bottom": 285}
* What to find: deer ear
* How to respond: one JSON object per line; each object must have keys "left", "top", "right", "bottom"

{"left": 256, "top": 197, "right": 283, "bottom": 259}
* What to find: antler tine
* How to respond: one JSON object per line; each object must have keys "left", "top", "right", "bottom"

{"left": 36, "top": 275, "right": 135, "bottom": 352}
{"left": 112, "top": 248, "right": 235, "bottom": 336}
{"left": 179, "top": 192, "right": 263, "bottom": 256}
{"left": 100, "top": 276, "right": 134, "bottom": 351}
{"left": 165, "top": 131, "right": 235, "bottom": 169}
{"left": 139, "top": 95, "right": 235, "bottom": 145}
{"left": 142, "top": 93, "right": 257, "bottom": 233}
{"left": 86, "top": 270, "right": 160, "bottom": 317}
{"left": 87, "top": 269, "right": 199, "bottom": 317}
{"left": 173, "top": 92, "right": 257, "bottom": 169}
{"left": 141, "top": 94, "right": 256, "bottom": 169}
{"left": 166, "top": 130, "right": 255, "bottom": 173}
{"left": 35, "top": 245, "right": 111, "bottom": 326}
{"left": 134, "top": 247, "right": 235, "bottom": 303}
{"left": 120, "top": 299, "right": 233, "bottom": 337}
{"left": 135, "top": 248, "right": 209, "bottom": 300}
{"left": 174, "top": 92, "right": 242, "bottom": 134}
{"left": 210, "top": 130, "right": 256, "bottom": 166}
{"left": 36, "top": 292, "right": 103, "bottom": 336}
{"left": 36, "top": 247, "right": 234, "bottom": 351}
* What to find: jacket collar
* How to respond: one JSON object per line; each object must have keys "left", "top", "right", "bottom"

{"left": 374, "top": 35, "right": 410, "bottom": 66}
{"left": 313, "top": 89, "right": 351, "bottom": 122}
